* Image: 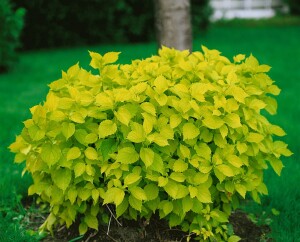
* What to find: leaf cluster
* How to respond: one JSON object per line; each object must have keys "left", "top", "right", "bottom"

{"left": 10, "top": 46, "right": 292, "bottom": 241}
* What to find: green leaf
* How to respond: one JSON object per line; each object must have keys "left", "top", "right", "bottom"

{"left": 41, "top": 143, "right": 61, "bottom": 167}
{"left": 124, "top": 173, "right": 141, "bottom": 186}
{"left": 129, "top": 195, "right": 142, "bottom": 211}
{"left": 79, "top": 222, "right": 88, "bottom": 235}
{"left": 116, "top": 147, "right": 139, "bottom": 164}
{"left": 116, "top": 197, "right": 129, "bottom": 218}
{"left": 67, "top": 188, "right": 77, "bottom": 204}
{"left": 182, "top": 123, "right": 200, "bottom": 140}
{"left": 149, "top": 152, "right": 165, "bottom": 174}
{"left": 28, "top": 125, "right": 45, "bottom": 141}
{"left": 162, "top": 201, "right": 173, "bottom": 216}
{"left": 268, "top": 157, "right": 284, "bottom": 176}
{"left": 52, "top": 168, "right": 72, "bottom": 192}
{"left": 67, "top": 147, "right": 81, "bottom": 161}
{"left": 144, "top": 183, "right": 159, "bottom": 200}
{"left": 129, "top": 186, "right": 147, "bottom": 201}
{"left": 182, "top": 196, "right": 193, "bottom": 213}
{"left": 84, "top": 214, "right": 98, "bottom": 230}
{"left": 228, "top": 235, "right": 241, "bottom": 242}
{"left": 100, "top": 138, "right": 117, "bottom": 161}
{"left": 98, "top": 120, "right": 117, "bottom": 138}
{"left": 140, "top": 148, "right": 154, "bottom": 167}
{"left": 210, "top": 210, "right": 229, "bottom": 223}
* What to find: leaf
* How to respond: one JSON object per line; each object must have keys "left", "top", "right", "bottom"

{"left": 202, "top": 115, "right": 224, "bottom": 129}
{"left": 116, "top": 147, "right": 139, "bottom": 164}
{"left": 163, "top": 180, "right": 189, "bottom": 199}
{"left": 140, "top": 102, "right": 156, "bottom": 116}
{"left": 79, "top": 222, "right": 88, "bottom": 235}
{"left": 116, "top": 197, "right": 129, "bottom": 218}
{"left": 28, "top": 125, "right": 45, "bottom": 141}
{"left": 182, "top": 196, "right": 193, "bottom": 213}
{"left": 268, "top": 157, "right": 284, "bottom": 176}
{"left": 84, "top": 147, "right": 98, "bottom": 160}
{"left": 84, "top": 214, "right": 98, "bottom": 230}
{"left": 235, "top": 184, "right": 246, "bottom": 198}
{"left": 140, "top": 148, "right": 154, "bottom": 167}
{"left": 129, "top": 186, "right": 147, "bottom": 200}
{"left": 227, "top": 155, "right": 243, "bottom": 168}
{"left": 100, "top": 138, "right": 117, "bottom": 161}
{"left": 144, "top": 183, "right": 159, "bottom": 200}
{"left": 228, "top": 235, "right": 241, "bottom": 242}
{"left": 67, "top": 188, "right": 77, "bottom": 204}
{"left": 51, "top": 168, "right": 72, "bottom": 192}
{"left": 154, "top": 75, "right": 168, "bottom": 94}
{"left": 216, "top": 164, "right": 234, "bottom": 177}
{"left": 98, "top": 120, "right": 117, "bottom": 138}
{"left": 67, "top": 147, "right": 81, "bottom": 161}
{"left": 182, "top": 123, "right": 200, "bottom": 140}
{"left": 210, "top": 210, "right": 229, "bottom": 223}
{"left": 162, "top": 201, "right": 173, "bottom": 216}
{"left": 74, "top": 163, "right": 86, "bottom": 177}
{"left": 129, "top": 195, "right": 142, "bottom": 211}
{"left": 226, "top": 86, "right": 249, "bottom": 103}
{"left": 149, "top": 153, "right": 165, "bottom": 174}
{"left": 224, "top": 113, "right": 242, "bottom": 128}
{"left": 170, "top": 114, "right": 182, "bottom": 129}
{"left": 127, "top": 122, "right": 146, "bottom": 143}
{"left": 124, "top": 173, "right": 141, "bottom": 186}
{"left": 41, "top": 143, "right": 61, "bottom": 167}
{"left": 247, "top": 132, "right": 264, "bottom": 143}
{"left": 102, "top": 52, "right": 120, "bottom": 64}
{"left": 196, "top": 185, "right": 212, "bottom": 203}
{"left": 233, "top": 54, "right": 245, "bottom": 63}
{"left": 103, "top": 187, "right": 125, "bottom": 206}
{"left": 173, "top": 159, "right": 188, "bottom": 172}
{"left": 116, "top": 106, "right": 132, "bottom": 126}
{"left": 269, "top": 125, "right": 286, "bottom": 137}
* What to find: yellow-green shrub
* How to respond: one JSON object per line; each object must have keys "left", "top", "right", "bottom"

{"left": 10, "top": 46, "right": 292, "bottom": 241}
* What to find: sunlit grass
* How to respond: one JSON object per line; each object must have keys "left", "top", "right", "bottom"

{"left": 0, "top": 24, "right": 299, "bottom": 240}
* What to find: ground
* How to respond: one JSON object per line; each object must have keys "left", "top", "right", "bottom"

{"left": 33, "top": 208, "right": 271, "bottom": 242}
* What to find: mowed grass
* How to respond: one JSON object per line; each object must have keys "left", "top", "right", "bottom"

{"left": 0, "top": 24, "right": 299, "bottom": 241}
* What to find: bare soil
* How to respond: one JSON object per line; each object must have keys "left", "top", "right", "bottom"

{"left": 38, "top": 210, "right": 272, "bottom": 242}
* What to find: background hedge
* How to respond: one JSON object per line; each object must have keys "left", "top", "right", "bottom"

{"left": 12, "top": 0, "right": 211, "bottom": 50}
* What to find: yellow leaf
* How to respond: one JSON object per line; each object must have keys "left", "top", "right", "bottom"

{"left": 154, "top": 75, "right": 169, "bottom": 94}
{"left": 170, "top": 114, "right": 182, "bottom": 129}
{"left": 247, "top": 132, "right": 264, "bottom": 143}
{"left": 115, "top": 106, "right": 132, "bottom": 126}
{"left": 102, "top": 52, "right": 120, "bottom": 64}
{"left": 216, "top": 164, "right": 234, "bottom": 177}
{"left": 127, "top": 122, "right": 146, "bottom": 143}
{"left": 84, "top": 147, "right": 98, "bottom": 160}
{"left": 233, "top": 54, "right": 245, "bottom": 63}
{"left": 116, "top": 147, "right": 139, "bottom": 164}
{"left": 98, "top": 120, "right": 117, "bottom": 138}
{"left": 140, "top": 102, "right": 156, "bottom": 116}
{"left": 224, "top": 113, "right": 242, "bottom": 128}
{"left": 202, "top": 114, "right": 224, "bottom": 129}
{"left": 226, "top": 86, "right": 249, "bottom": 103}
{"left": 140, "top": 148, "right": 154, "bottom": 167}
{"left": 67, "top": 147, "right": 81, "bottom": 161}
{"left": 182, "top": 122, "right": 200, "bottom": 140}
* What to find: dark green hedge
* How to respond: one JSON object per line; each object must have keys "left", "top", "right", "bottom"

{"left": 12, "top": 0, "right": 211, "bottom": 50}
{"left": 0, "top": 0, "right": 25, "bottom": 72}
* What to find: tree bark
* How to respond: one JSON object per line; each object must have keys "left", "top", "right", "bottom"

{"left": 154, "top": 0, "right": 192, "bottom": 51}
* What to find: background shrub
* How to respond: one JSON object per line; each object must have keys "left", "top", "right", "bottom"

{"left": 12, "top": 0, "right": 211, "bottom": 50}
{"left": 285, "top": 0, "right": 300, "bottom": 15}
{"left": 10, "top": 47, "right": 292, "bottom": 241}
{"left": 0, "top": 0, "right": 25, "bottom": 73}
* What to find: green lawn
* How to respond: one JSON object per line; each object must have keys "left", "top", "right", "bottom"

{"left": 0, "top": 24, "right": 299, "bottom": 241}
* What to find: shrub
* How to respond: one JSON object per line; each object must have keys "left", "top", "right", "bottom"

{"left": 0, "top": 0, "right": 25, "bottom": 73}
{"left": 10, "top": 46, "right": 292, "bottom": 241}
{"left": 12, "top": 0, "right": 211, "bottom": 50}
{"left": 286, "top": 0, "right": 300, "bottom": 15}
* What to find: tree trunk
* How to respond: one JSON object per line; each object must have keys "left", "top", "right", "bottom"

{"left": 154, "top": 0, "right": 192, "bottom": 51}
